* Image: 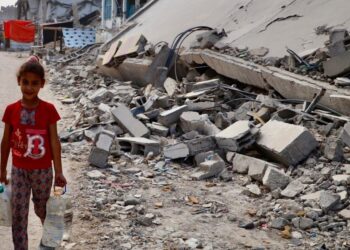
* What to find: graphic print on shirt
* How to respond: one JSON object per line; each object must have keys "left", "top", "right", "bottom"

{"left": 13, "top": 108, "right": 47, "bottom": 160}
{"left": 20, "top": 109, "right": 36, "bottom": 126}
{"left": 24, "top": 134, "right": 45, "bottom": 159}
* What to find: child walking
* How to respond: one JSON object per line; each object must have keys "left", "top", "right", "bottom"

{"left": 0, "top": 56, "right": 67, "bottom": 250}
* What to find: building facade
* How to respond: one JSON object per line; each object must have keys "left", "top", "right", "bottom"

{"left": 101, "top": 0, "right": 149, "bottom": 30}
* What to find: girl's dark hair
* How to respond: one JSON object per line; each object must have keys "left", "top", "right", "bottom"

{"left": 17, "top": 61, "right": 45, "bottom": 80}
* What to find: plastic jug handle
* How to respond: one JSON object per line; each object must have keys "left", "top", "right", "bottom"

{"left": 54, "top": 185, "right": 67, "bottom": 195}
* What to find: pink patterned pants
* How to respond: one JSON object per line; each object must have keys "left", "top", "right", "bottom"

{"left": 11, "top": 166, "right": 53, "bottom": 250}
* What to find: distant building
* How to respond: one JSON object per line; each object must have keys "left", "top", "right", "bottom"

{"left": 19, "top": 0, "right": 101, "bottom": 23}
{"left": 0, "top": 5, "right": 17, "bottom": 23}
{"left": 101, "top": 0, "right": 149, "bottom": 30}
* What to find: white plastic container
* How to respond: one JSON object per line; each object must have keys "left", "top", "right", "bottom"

{"left": 63, "top": 196, "right": 73, "bottom": 241}
{"left": 42, "top": 188, "right": 66, "bottom": 247}
{"left": 0, "top": 183, "right": 12, "bottom": 227}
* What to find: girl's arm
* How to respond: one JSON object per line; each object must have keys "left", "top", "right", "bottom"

{"left": 49, "top": 123, "right": 67, "bottom": 187}
{"left": 0, "top": 124, "right": 11, "bottom": 184}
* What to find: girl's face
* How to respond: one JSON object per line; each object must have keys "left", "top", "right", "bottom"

{"left": 18, "top": 72, "right": 45, "bottom": 102}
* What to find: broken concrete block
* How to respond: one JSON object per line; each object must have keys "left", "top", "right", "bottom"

{"left": 88, "top": 130, "right": 115, "bottom": 168}
{"left": 338, "top": 209, "right": 350, "bottom": 220}
{"left": 87, "top": 170, "right": 105, "bottom": 179}
{"left": 180, "top": 112, "right": 203, "bottom": 133}
{"left": 215, "top": 121, "right": 258, "bottom": 152}
{"left": 117, "top": 137, "right": 160, "bottom": 156}
{"left": 158, "top": 105, "right": 188, "bottom": 126}
{"left": 319, "top": 191, "right": 340, "bottom": 212}
{"left": 95, "top": 130, "right": 115, "bottom": 152}
{"left": 163, "top": 77, "right": 177, "bottom": 96}
{"left": 281, "top": 180, "right": 305, "bottom": 198}
{"left": 234, "top": 101, "right": 259, "bottom": 121}
{"left": 119, "top": 58, "right": 152, "bottom": 87}
{"left": 257, "top": 120, "right": 318, "bottom": 166}
{"left": 194, "top": 151, "right": 214, "bottom": 166}
{"left": 262, "top": 167, "right": 290, "bottom": 191}
{"left": 292, "top": 217, "right": 314, "bottom": 230}
{"left": 79, "top": 70, "right": 88, "bottom": 78}
{"left": 324, "top": 137, "right": 343, "bottom": 162}
{"left": 89, "top": 147, "right": 110, "bottom": 169}
{"left": 243, "top": 184, "right": 262, "bottom": 197}
{"left": 88, "top": 88, "right": 112, "bottom": 103}
{"left": 98, "top": 103, "right": 112, "bottom": 113}
{"left": 332, "top": 175, "right": 350, "bottom": 183}
{"left": 144, "top": 44, "right": 172, "bottom": 85}
{"left": 111, "top": 104, "right": 150, "bottom": 138}
{"left": 186, "top": 101, "right": 216, "bottom": 112}
{"left": 323, "top": 50, "right": 350, "bottom": 77}
{"left": 300, "top": 191, "right": 322, "bottom": 201}
{"left": 341, "top": 122, "right": 350, "bottom": 147}
{"left": 232, "top": 153, "right": 272, "bottom": 177}
{"left": 191, "top": 155, "right": 225, "bottom": 180}
{"left": 247, "top": 158, "right": 278, "bottom": 182}
{"left": 186, "top": 136, "right": 217, "bottom": 156}
{"left": 146, "top": 123, "right": 169, "bottom": 137}
{"left": 163, "top": 143, "right": 190, "bottom": 159}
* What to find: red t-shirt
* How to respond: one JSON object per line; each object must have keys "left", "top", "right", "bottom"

{"left": 2, "top": 100, "right": 60, "bottom": 170}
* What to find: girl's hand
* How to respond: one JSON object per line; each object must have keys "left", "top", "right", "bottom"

{"left": 0, "top": 171, "right": 9, "bottom": 185}
{"left": 55, "top": 173, "right": 67, "bottom": 187}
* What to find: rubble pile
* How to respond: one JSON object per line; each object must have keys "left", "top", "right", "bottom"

{"left": 47, "top": 34, "right": 350, "bottom": 249}
{"left": 205, "top": 28, "right": 350, "bottom": 85}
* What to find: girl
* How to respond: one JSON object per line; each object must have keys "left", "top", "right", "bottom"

{"left": 0, "top": 56, "right": 67, "bottom": 250}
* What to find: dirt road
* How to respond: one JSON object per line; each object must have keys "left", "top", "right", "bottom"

{"left": 0, "top": 52, "right": 72, "bottom": 250}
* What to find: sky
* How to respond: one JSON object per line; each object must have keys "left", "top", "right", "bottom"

{"left": 0, "top": 0, "right": 16, "bottom": 7}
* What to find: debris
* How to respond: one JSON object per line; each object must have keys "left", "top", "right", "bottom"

{"left": 215, "top": 121, "right": 258, "bottom": 152}
{"left": 117, "top": 137, "right": 161, "bottom": 156}
{"left": 271, "top": 217, "right": 289, "bottom": 230}
{"left": 281, "top": 180, "right": 305, "bottom": 198}
{"left": 191, "top": 154, "right": 225, "bottom": 180}
{"left": 243, "top": 184, "right": 262, "bottom": 197}
{"left": 341, "top": 122, "right": 350, "bottom": 147}
{"left": 262, "top": 167, "right": 290, "bottom": 191}
{"left": 111, "top": 104, "right": 150, "bottom": 138}
{"left": 88, "top": 130, "right": 115, "bottom": 168}
{"left": 324, "top": 137, "right": 343, "bottom": 162}
{"left": 323, "top": 51, "right": 350, "bottom": 77}
{"left": 257, "top": 120, "right": 318, "bottom": 166}
{"left": 158, "top": 105, "right": 188, "bottom": 126}
{"left": 319, "top": 191, "right": 341, "bottom": 212}
{"left": 163, "top": 143, "right": 190, "bottom": 159}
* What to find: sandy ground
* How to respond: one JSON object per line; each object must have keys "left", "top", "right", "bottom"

{"left": 0, "top": 52, "right": 73, "bottom": 250}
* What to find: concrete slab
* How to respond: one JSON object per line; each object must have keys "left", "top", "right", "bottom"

{"left": 118, "top": 58, "right": 153, "bottom": 87}
{"left": 257, "top": 120, "right": 317, "bottom": 166}
{"left": 117, "top": 137, "right": 160, "bottom": 156}
{"left": 163, "top": 142, "right": 190, "bottom": 159}
{"left": 111, "top": 104, "right": 150, "bottom": 138}
{"left": 158, "top": 105, "right": 188, "bottom": 126}
{"left": 215, "top": 121, "right": 257, "bottom": 152}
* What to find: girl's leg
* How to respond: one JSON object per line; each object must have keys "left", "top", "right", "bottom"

{"left": 29, "top": 167, "right": 53, "bottom": 223}
{"left": 11, "top": 167, "right": 31, "bottom": 250}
